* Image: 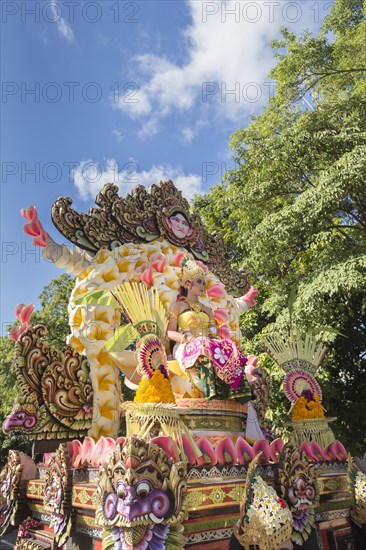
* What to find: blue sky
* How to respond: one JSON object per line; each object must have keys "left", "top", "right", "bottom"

{"left": 1, "top": 0, "right": 332, "bottom": 331}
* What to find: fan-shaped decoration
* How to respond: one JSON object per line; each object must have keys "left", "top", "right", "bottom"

{"left": 283, "top": 369, "right": 322, "bottom": 403}
{"left": 136, "top": 334, "right": 168, "bottom": 380}
{"left": 264, "top": 331, "right": 327, "bottom": 374}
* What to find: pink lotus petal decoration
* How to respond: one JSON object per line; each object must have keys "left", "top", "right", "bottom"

{"left": 137, "top": 265, "right": 154, "bottom": 286}
{"left": 218, "top": 324, "right": 231, "bottom": 340}
{"left": 216, "top": 437, "right": 237, "bottom": 465}
{"left": 9, "top": 304, "right": 34, "bottom": 342}
{"left": 43, "top": 453, "right": 56, "bottom": 467}
{"left": 310, "top": 441, "right": 328, "bottom": 461}
{"left": 269, "top": 439, "right": 285, "bottom": 463}
{"left": 253, "top": 440, "right": 270, "bottom": 463}
{"left": 235, "top": 437, "right": 255, "bottom": 464}
{"left": 21, "top": 205, "right": 50, "bottom": 247}
{"left": 151, "top": 436, "right": 179, "bottom": 462}
{"left": 207, "top": 283, "right": 226, "bottom": 299}
{"left": 213, "top": 308, "right": 229, "bottom": 325}
{"left": 21, "top": 205, "right": 37, "bottom": 222}
{"left": 9, "top": 323, "right": 29, "bottom": 342}
{"left": 16, "top": 304, "right": 34, "bottom": 324}
{"left": 196, "top": 437, "right": 217, "bottom": 466}
{"left": 150, "top": 252, "right": 167, "bottom": 273}
{"left": 81, "top": 437, "right": 96, "bottom": 466}
{"left": 182, "top": 434, "right": 198, "bottom": 466}
{"left": 92, "top": 437, "right": 116, "bottom": 467}
{"left": 68, "top": 440, "right": 83, "bottom": 468}
{"left": 332, "top": 441, "right": 347, "bottom": 461}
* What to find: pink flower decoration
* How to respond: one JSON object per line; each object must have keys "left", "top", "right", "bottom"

{"left": 20, "top": 205, "right": 37, "bottom": 222}
{"left": 213, "top": 308, "right": 229, "bottom": 325}
{"left": 139, "top": 267, "right": 153, "bottom": 286}
{"left": 237, "top": 287, "right": 258, "bottom": 311}
{"left": 150, "top": 252, "right": 166, "bottom": 273}
{"left": 9, "top": 303, "right": 34, "bottom": 341}
{"left": 207, "top": 282, "right": 225, "bottom": 299}
{"left": 218, "top": 324, "right": 231, "bottom": 339}
{"left": 245, "top": 354, "right": 260, "bottom": 383}
{"left": 21, "top": 205, "right": 50, "bottom": 247}
{"left": 9, "top": 323, "right": 29, "bottom": 342}
{"left": 175, "top": 251, "right": 185, "bottom": 267}
{"left": 16, "top": 304, "right": 34, "bottom": 324}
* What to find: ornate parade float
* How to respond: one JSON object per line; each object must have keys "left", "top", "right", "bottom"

{"left": 1, "top": 181, "right": 365, "bottom": 549}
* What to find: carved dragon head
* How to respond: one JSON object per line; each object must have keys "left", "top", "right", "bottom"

{"left": 2, "top": 396, "right": 40, "bottom": 434}
{"left": 96, "top": 437, "right": 187, "bottom": 550}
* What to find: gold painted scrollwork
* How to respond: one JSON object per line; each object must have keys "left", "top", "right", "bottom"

{"left": 51, "top": 180, "right": 250, "bottom": 294}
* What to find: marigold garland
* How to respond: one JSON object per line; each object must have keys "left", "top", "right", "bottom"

{"left": 134, "top": 370, "right": 176, "bottom": 404}
{"left": 291, "top": 391, "right": 325, "bottom": 421}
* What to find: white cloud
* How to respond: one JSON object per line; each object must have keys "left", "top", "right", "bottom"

{"left": 50, "top": 0, "right": 75, "bottom": 43}
{"left": 115, "top": 0, "right": 324, "bottom": 133}
{"left": 112, "top": 129, "right": 124, "bottom": 142}
{"left": 137, "top": 117, "right": 160, "bottom": 140}
{"left": 72, "top": 159, "right": 202, "bottom": 202}
{"left": 181, "top": 127, "right": 195, "bottom": 144}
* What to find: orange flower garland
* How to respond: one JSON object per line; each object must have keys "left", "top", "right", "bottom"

{"left": 291, "top": 392, "right": 325, "bottom": 421}
{"left": 134, "top": 370, "right": 176, "bottom": 404}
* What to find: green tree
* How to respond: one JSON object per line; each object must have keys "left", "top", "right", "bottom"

{"left": 195, "top": 0, "right": 366, "bottom": 454}
{"left": 0, "top": 274, "right": 75, "bottom": 466}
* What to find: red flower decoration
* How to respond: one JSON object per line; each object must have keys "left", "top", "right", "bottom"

{"left": 277, "top": 497, "right": 287, "bottom": 509}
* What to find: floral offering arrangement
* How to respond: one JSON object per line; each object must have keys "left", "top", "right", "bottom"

{"left": 291, "top": 390, "right": 325, "bottom": 421}
{"left": 355, "top": 472, "right": 366, "bottom": 505}
{"left": 134, "top": 370, "right": 176, "bottom": 404}
{"left": 18, "top": 517, "right": 41, "bottom": 538}
{"left": 246, "top": 475, "right": 293, "bottom": 536}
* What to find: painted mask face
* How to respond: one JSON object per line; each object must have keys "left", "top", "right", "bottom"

{"left": 167, "top": 213, "right": 192, "bottom": 239}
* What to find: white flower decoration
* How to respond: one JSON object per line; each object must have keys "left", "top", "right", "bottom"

{"left": 214, "top": 347, "right": 228, "bottom": 364}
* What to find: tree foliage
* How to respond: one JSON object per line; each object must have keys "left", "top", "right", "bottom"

{"left": 195, "top": 0, "right": 366, "bottom": 454}
{"left": 0, "top": 274, "right": 75, "bottom": 466}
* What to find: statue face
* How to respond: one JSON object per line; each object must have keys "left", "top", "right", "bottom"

{"left": 96, "top": 438, "right": 188, "bottom": 549}
{"left": 166, "top": 213, "right": 192, "bottom": 239}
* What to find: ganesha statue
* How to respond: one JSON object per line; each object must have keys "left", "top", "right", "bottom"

{"left": 96, "top": 437, "right": 188, "bottom": 550}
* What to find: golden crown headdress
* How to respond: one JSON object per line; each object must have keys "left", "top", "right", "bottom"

{"left": 178, "top": 257, "right": 206, "bottom": 288}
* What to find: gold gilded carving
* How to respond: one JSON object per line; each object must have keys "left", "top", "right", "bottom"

{"left": 51, "top": 181, "right": 250, "bottom": 294}
{"left": 3, "top": 325, "right": 93, "bottom": 439}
